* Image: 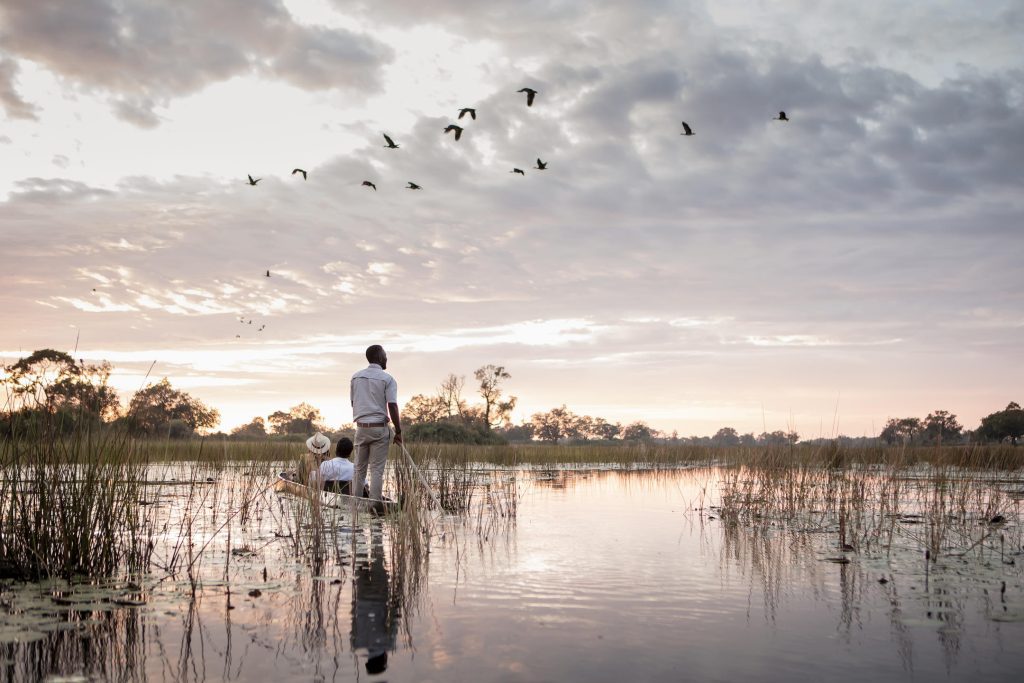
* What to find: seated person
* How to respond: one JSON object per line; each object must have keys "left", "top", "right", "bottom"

{"left": 301, "top": 431, "right": 332, "bottom": 484}
{"left": 319, "top": 436, "right": 367, "bottom": 495}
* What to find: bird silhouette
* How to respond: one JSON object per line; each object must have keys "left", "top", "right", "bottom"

{"left": 406, "top": 182, "right": 422, "bottom": 190}
{"left": 517, "top": 88, "right": 537, "bottom": 106}
{"left": 292, "top": 168, "right": 307, "bottom": 180}
{"left": 258, "top": 324, "right": 266, "bottom": 332}
{"left": 534, "top": 158, "right": 547, "bottom": 170}
{"left": 362, "top": 180, "right": 377, "bottom": 191}
{"left": 511, "top": 168, "right": 525, "bottom": 175}
{"left": 383, "top": 133, "right": 399, "bottom": 149}
{"left": 681, "top": 121, "right": 694, "bottom": 136}
{"left": 443, "top": 124, "right": 463, "bottom": 141}
{"left": 247, "top": 174, "right": 261, "bottom": 186}
{"left": 458, "top": 107, "right": 476, "bottom": 120}
{"left": 265, "top": 270, "right": 270, "bottom": 277}
{"left": 236, "top": 334, "right": 241, "bottom": 338}
{"left": 774, "top": 111, "right": 789, "bottom": 121}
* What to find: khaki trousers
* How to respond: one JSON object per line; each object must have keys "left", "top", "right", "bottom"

{"left": 353, "top": 425, "right": 390, "bottom": 500}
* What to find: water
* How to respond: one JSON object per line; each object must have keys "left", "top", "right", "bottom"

{"left": 2, "top": 466, "right": 1022, "bottom": 682}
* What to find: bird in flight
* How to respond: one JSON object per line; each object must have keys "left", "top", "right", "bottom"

{"left": 534, "top": 158, "right": 547, "bottom": 170}
{"left": 774, "top": 111, "right": 789, "bottom": 121}
{"left": 511, "top": 168, "right": 525, "bottom": 175}
{"left": 406, "top": 182, "right": 422, "bottom": 190}
{"left": 258, "top": 324, "right": 266, "bottom": 332}
{"left": 247, "top": 174, "right": 261, "bottom": 186}
{"left": 383, "top": 133, "right": 399, "bottom": 149}
{"left": 518, "top": 88, "right": 538, "bottom": 106}
{"left": 680, "top": 121, "right": 694, "bottom": 136}
{"left": 362, "top": 180, "right": 377, "bottom": 191}
{"left": 292, "top": 168, "right": 307, "bottom": 180}
{"left": 458, "top": 108, "right": 476, "bottom": 120}
{"left": 265, "top": 270, "right": 270, "bottom": 277}
{"left": 444, "top": 124, "right": 464, "bottom": 141}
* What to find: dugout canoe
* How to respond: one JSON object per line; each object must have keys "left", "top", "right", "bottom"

{"left": 274, "top": 471, "right": 399, "bottom": 515}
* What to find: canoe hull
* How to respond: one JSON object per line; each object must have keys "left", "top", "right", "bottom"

{"left": 274, "top": 472, "right": 398, "bottom": 514}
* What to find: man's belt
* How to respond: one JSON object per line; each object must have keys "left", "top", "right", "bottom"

{"left": 356, "top": 421, "right": 387, "bottom": 428}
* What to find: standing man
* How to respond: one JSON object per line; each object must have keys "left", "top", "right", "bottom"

{"left": 350, "top": 344, "right": 403, "bottom": 502}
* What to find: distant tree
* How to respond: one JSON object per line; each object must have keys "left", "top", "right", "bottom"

{"left": 531, "top": 407, "right": 567, "bottom": 442}
{"left": 622, "top": 421, "right": 654, "bottom": 441}
{"left": 758, "top": 430, "right": 798, "bottom": 446}
{"left": 501, "top": 422, "right": 536, "bottom": 442}
{"left": 267, "top": 402, "right": 324, "bottom": 435}
{"left": 3, "top": 348, "right": 119, "bottom": 420}
{"left": 591, "top": 417, "right": 621, "bottom": 441}
{"left": 126, "top": 378, "right": 219, "bottom": 437}
{"left": 739, "top": 432, "right": 757, "bottom": 447}
{"left": 977, "top": 402, "right": 1024, "bottom": 445}
{"left": 474, "top": 365, "right": 517, "bottom": 430}
{"left": 712, "top": 427, "right": 740, "bottom": 447}
{"left": 231, "top": 416, "right": 267, "bottom": 438}
{"left": 404, "top": 394, "right": 448, "bottom": 424}
{"left": 880, "top": 417, "right": 923, "bottom": 445}
{"left": 922, "top": 409, "right": 963, "bottom": 445}
{"left": 437, "top": 373, "right": 467, "bottom": 418}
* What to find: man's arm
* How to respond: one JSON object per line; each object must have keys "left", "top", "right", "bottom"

{"left": 388, "top": 402, "right": 402, "bottom": 444}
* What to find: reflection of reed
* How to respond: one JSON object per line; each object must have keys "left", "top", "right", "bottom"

{"left": 0, "top": 606, "right": 146, "bottom": 682}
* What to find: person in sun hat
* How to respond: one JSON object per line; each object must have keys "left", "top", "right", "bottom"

{"left": 301, "top": 431, "right": 332, "bottom": 483}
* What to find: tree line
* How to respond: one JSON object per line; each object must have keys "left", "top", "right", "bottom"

{"left": 3, "top": 349, "right": 1022, "bottom": 445}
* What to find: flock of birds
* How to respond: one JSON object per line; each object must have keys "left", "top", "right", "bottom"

{"left": 152, "top": 82, "right": 788, "bottom": 340}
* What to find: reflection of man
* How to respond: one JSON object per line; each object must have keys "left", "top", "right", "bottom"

{"left": 351, "top": 530, "right": 398, "bottom": 675}
{"left": 350, "top": 345, "right": 403, "bottom": 502}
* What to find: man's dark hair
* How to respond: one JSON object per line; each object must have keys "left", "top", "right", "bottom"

{"left": 365, "top": 344, "right": 385, "bottom": 364}
{"left": 336, "top": 436, "right": 354, "bottom": 458}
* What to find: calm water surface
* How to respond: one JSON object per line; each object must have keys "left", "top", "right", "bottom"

{"left": 2, "top": 466, "right": 1022, "bottom": 682}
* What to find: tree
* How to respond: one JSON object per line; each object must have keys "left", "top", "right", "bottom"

{"left": 404, "top": 394, "right": 448, "bottom": 424}
{"left": 231, "top": 417, "right": 267, "bottom": 438}
{"left": 922, "top": 409, "right": 963, "bottom": 445}
{"left": 758, "top": 430, "right": 798, "bottom": 446}
{"left": 437, "top": 373, "right": 467, "bottom": 418}
{"left": 126, "top": 378, "right": 219, "bottom": 436}
{"left": 267, "top": 402, "right": 324, "bottom": 435}
{"left": 591, "top": 417, "right": 621, "bottom": 441}
{"left": 977, "top": 402, "right": 1024, "bottom": 445}
{"left": 531, "top": 407, "right": 568, "bottom": 443}
{"left": 622, "top": 421, "right": 654, "bottom": 441}
{"left": 3, "top": 348, "right": 119, "bottom": 420}
{"left": 739, "top": 432, "right": 757, "bottom": 447}
{"left": 474, "top": 364, "right": 517, "bottom": 430}
{"left": 712, "top": 427, "right": 740, "bottom": 447}
{"left": 880, "top": 417, "right": 923, "bottom": 445}
{"left": 501, "top": 423, "right": 535, "bottom": 442}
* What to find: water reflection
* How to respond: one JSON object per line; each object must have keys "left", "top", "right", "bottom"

{"left": 351, "top": 528, "right": 399, "bottom": 675}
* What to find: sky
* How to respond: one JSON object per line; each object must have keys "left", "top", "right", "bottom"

{"left": 1, "top": 0, "right": 1022, "bottom": 437}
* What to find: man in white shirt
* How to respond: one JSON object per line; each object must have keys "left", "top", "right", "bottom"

{"left": 319, "top": 437, "right": 356, "bottom": 494}
{"left": 350, "top": 345, "right": 403, "bottom": 502}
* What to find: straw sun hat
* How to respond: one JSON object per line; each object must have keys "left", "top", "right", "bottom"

{"left": 306, "top": 432, "right": 331, "bottom": 456}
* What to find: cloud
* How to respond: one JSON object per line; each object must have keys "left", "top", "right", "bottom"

{"left": 0, "top": 0, "right": 393, "bottom": 125}
{"left": 0, "top": 55, "right": 38, "bottom": 119}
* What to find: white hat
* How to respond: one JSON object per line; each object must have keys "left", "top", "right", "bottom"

{"left": 306, "top": 432, "right": 331, "bottom": 455}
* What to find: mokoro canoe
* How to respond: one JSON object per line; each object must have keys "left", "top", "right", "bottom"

{"left": 274, "top": 472, "right": 399, "bottom": 515}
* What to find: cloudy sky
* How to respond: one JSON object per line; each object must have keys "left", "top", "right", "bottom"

{"left": 1, "top": 0, "right": 1021, "bottom": 437}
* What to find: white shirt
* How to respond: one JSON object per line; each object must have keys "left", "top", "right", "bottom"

{"left": 319, "top": 457, "right": 354, "bottom": 482}
{"left": 350, "top": 363, "right": 398, "bottom": 422}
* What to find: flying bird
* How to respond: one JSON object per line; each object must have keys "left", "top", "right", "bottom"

{"left": 443, "top": 124, "right": 463, "bottom": 141}
{"left": 406, "top": 182, "right": 422, "bottom": 190}
{"left": 247, "top": 174, "right": 261, "bottom": 186}
{"left": 458, "top": 107, "right": 476, "bottom": 120}
{"left": 383, "top": 133, "right": 399, "bottom": 149}
{"left": 774, "top": 111, "right": 789, "bottom": 121}
{"left": 680, "top": 121, "right": 694, "bottom": 136}
{"left": 292, "top": 168, "right": 307, "bottom": 180}
{"left": 265, "top": 270, "right": 270, "bottom": 277}
{"left": 258, "top": 324, "right": 266, "bottom": 332}
{"left": 517, "top": 88, "right": 538, "bottom": 106}
{"left": 511, "top": 168, "right": 525, "bottom": 175}
{"left": 361, "top": 180, "right": 377, "bottom": 191}
{"left": 534, "top": 158, "right": 547, "bottom": 170}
